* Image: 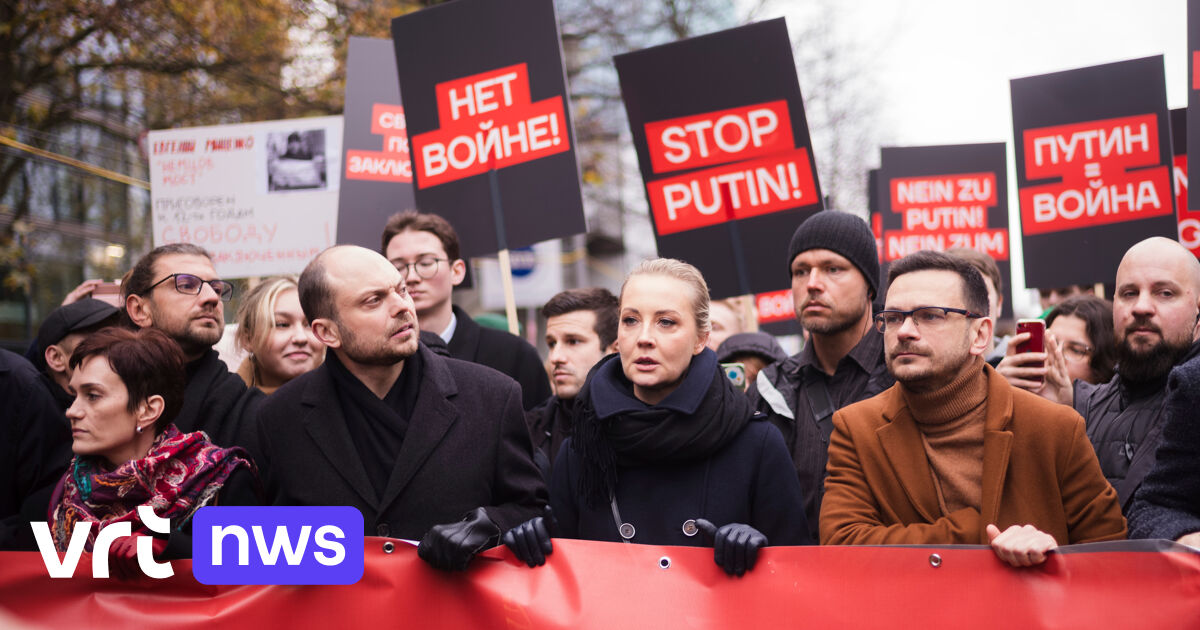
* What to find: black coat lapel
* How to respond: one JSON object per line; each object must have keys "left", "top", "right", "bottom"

{"left": 446, "top": 305, "right": 481, "bottom": 362}
{"left": 378, "top": 346, "right": 458, "bottom": 513}
{"left": 299, "top": 367, "right": 379, "bottom": 508}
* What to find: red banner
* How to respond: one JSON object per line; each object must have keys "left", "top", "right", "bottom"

{"left": 1, "top": 539, "right": 1198, "bottom": 629}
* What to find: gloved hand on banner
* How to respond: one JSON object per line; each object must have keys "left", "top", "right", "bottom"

{"left": 108, "top": 535, "right": 168, "bottom": 580}
{"left": 502, "top": 506, "right": 556, "bottom": 567}
{"left": 695, "top": 519, "right": 768, "bottom": 577}
{"left": 418, "top": 507, "right": 501, "bottom": 571}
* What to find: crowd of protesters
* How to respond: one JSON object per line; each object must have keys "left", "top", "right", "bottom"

{"left": 3, "top": 207, "right": 1200, "bottom": 579}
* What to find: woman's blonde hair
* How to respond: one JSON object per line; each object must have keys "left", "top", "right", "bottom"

{"left": 235, "top": 275, "right": 301, "bottom": 356}
{"left": 621, "top": 258, "right": 711, "bottom": 334}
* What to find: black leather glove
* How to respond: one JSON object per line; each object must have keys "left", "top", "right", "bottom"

{"left": 695, "top": 518, "right": 768, "bottom": 577}
{"left": 502, "top": 512, "right": 554, "bottom": 567}
{"left": 417, "top": 507, "right": 501, "bottom": 571}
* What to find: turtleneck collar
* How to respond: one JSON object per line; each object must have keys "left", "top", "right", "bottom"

{"left": 901, "top": 356, "right": 987, "bottom": 426}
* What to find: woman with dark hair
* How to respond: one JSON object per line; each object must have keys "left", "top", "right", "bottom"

{"left": 504, "top": 259, "right": 809, "bottom": 576}
{"left": 48, "top": 327, "right": 258, "bottom": 574}
{"left": 1045, "top": 295, "right": 1117, "bottom": 385}
{"left": 998, "top": 295, "right": 1116, "bottom": 388}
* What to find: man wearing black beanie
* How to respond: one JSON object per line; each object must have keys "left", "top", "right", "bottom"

{"left": 747, "top": 210, "right": 893, "bottom": 541}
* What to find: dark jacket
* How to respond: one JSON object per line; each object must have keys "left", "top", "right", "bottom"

{"left": 177, "top": 349, "right": 264, "bottom": 453}
{"left": 257, "top": 343, "right": 547, "bottom": 539}
{"left": 1127, "top": 353, "right": 1200, "bottom": 540}
{"left": 0, "top": 349, "right": 72, "bottom": 550}
{"left": 447, "top": 305, "right": 551, "bottom": 410}
{"left": 551, "top": 353, "right": 811, "bottom": 547}
{"left": 746, "top": 329, "right": 893, "bottom": 540}
{"left": 1074, "top": 341, "right": 1200, "bottom": 511}
{"left": 525, "top": 394, "right": 575, "bottom": 481}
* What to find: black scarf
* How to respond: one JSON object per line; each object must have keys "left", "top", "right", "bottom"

{"left": 573, "top": 349, "right": 754, "bottom": 507}
{"left": 326, "top": 351, "right": 422, "bottom": 498}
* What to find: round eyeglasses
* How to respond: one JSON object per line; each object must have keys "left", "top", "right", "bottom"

{"left": 393, "top": 257, "right": 446, "bottom": 280}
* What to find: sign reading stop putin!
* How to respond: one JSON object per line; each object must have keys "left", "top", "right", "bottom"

{"left": 391, "top": 0, "right": 586, "bottom": 258}
{"left": 616, "top": 18, "right": 823, "bottom": 299}
{"left": 1011, "top": 56, "right": 1176, "bottom": 288}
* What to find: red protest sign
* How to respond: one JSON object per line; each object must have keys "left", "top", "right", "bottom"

{"left": 646, "top": 148, "right": 816, "bottom": 235}
{"left": 1018, "top": 114, "right": 1171, "bottom": 235}
{"left": 345, "top": 104, "right": 412, "bottom": 184}
{"left": 644, "top": 100, "right": 795, "bottom": 174}
{"left": 411, "top": 63, "right": 570, "bottom": 189}
{"left": 1171, "top": 108, "right": 1200, "bottom": 257}
{"left": 755, "top": 288, "right": 794, "bottom": 325}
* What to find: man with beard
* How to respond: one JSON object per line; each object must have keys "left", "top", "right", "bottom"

{"left": 1020, "top": 237, "right": 1200, "bottom": 514}
{"left": 526, "top": 287, "right": 618, "bottom": 479}
{"left": 822, "top": 251, "right": 1125, "bottom": 566}
{"left": 123, "top": 244, "right": 261, "bottom": 449}
{"left": 256, "top": 246, "right": 546, "bottom": 571}
{"left": 747, "top": 211, "right": 893, "bottom": 540}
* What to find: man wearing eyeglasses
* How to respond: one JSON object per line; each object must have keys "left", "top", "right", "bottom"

{"left": 381, "top": 211, "right": 550, "bottom": 410}
{"left": 821, "top": 250, "right": 1125, "bottom": 567}
{"left": 122, "top": 243, "right": 261, "bottom": 449}
{"left": 747, "top": 210, "right": 893, "bottom": 542}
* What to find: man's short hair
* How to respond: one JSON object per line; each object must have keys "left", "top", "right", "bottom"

{"left": 888, "top": 250, "right": 989, "bottom": 316}
{"left": 298, "top": 249, "right": 336, "bottom": 323}
{"left": 542, "top": 288, "right": 619, "bottom": 348}
{"left": 122, "top": 243, "right": 213, "bottom": 300}
{"left": 381, "top": 210, "right": 461, "bottom": 261}
{"left": 945, "top": 247, "right": 1003, "bottom": 296}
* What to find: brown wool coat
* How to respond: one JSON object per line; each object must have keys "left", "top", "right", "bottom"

{"left": 820, "top": 364, "right": 1127, "bottom": 546}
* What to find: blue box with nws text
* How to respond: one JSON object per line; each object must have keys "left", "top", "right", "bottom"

{"left": 192, "top": 506, "right": 364, "bottom": 585}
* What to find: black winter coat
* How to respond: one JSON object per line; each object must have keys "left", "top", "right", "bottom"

{"left": 177, "top": 350, "right": 264, "bottom": 453}
{"left": 1127, "top": 353, "right": 1200, "bottom": 540}
{"left": 447, "top": 305, "right": 551, "bottom": 410}
{"left": 0, "top": 349, "right": 72, "bottom": 550}
{"left": 257, "top": 343, "right": 547, "bottom": 539}
{"left": 551, "top": 353, "right": 811, "bottom": 547}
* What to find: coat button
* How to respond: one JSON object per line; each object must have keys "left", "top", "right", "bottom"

{"left": 682, "top": 520, "right": 698, "bottom": 537}
{"left": 377, "top": 523, "right": 390, "bottom": 537}
{"left": 619, "top": 522, "right": 636, "bottom": 540}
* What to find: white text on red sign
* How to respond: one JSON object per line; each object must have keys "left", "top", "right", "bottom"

{"left": 346, "top": 104, "right": 412, "bottom": 183}
{"left": 412, "top": 64, "right": 569, "bottom": 188}
{"left": 645, "top": 101, "right": 794, "bottom": 174}
{"left": 1020, "top": 113, "right": 1171, "bottom": 234}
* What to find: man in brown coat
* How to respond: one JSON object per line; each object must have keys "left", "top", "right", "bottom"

{"left": 821, "top": 251, "right": 1125, "bottom": 567}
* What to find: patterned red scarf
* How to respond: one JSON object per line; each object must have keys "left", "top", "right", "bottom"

{"left": 48, "top": 424, "right": 255, "bottom": 551}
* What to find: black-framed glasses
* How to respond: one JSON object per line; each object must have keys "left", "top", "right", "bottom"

{"left": 393, "top": 257, "right": 446, "bottom": 280}
{"left": 873, "top": 306, "right": 982, "bottom": 333}
{"left": 143, "top": 273, "right": 234, "bottom": 302}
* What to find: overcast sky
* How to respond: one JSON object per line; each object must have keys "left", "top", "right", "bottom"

{"left": 763, "top": 0, "right": 1187, "bottom": 310}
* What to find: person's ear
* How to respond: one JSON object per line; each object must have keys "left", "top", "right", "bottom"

{"left": 311, "top": 318, "right": 341, "bottom": 349}
{"left": 694, "top": 329, "right": 710, "bottom": 355}
{"left": 125, "top": 293, "right": 154, "bottom": 328}
{"left": 136, "top": 394, "right": 165, "bottom": 432}
{"left": 44, "top": 344, "right": 69, "bottom": 373}
{"left": 605, "top": 340, "right": 618, "bottom": 354}
{"left": 969, "top": 317, "right": 994, "bottom": 356}
{"left": 449, "top": 259, "right": 467, "bottom": 288}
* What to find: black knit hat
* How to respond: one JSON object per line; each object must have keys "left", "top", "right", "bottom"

{"left": 786, "top": 211, "right": 880, "bottom": 299}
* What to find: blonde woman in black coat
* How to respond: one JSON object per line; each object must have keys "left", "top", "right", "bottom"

{"left": 505, "top": 259, "right": 809, "bottom": 576}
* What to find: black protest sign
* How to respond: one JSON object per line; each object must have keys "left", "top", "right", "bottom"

{"left": 615, "top": 18, "right": 823, "bottom": 299}
{"left": 1189, "top": 0, "right": 1200, "bottom": 210}
{"left": 878, "top": 144, "right": 1012, "bottom": 319}
{"left": 1172, "top": 108, "right": 1200, "bottom": 257}
{"left": 391, "top": 0, "right": 586, "bottom": 258}
{"left": 337, "top": 37, "right": 415, "bottom": 251}
{"left": 1011, "top": 56, "right": 1175, "bottom": 288}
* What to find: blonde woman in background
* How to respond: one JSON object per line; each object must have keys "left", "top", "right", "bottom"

{"left": 234, "top": 276, "right": 323, "bottom": 394}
